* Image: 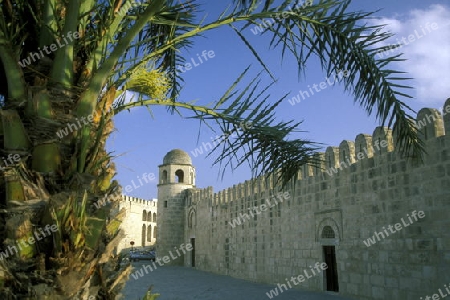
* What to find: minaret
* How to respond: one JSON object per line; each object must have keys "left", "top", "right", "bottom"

{"left": 157, "top": 149, "right": 195, "bottom": 265}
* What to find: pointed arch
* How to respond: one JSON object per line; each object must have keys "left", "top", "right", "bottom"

{"left": 188, "top": 209, "right": 196, "bottom": 229}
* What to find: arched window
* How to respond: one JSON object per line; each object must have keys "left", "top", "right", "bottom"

{"left": 188, "top": 211, "right": 196, "bottom": 228}
{"left": 141, "top": 224, "right": 146, "bottom": 247}
{"left": 153, "top": 226, "right": 157, "bottom": 239}
{"left": 153, "top": 213, "right": 157, "bottom": 222}
{"left": 190, "top": 171, "right": 194, "bottom": 184}
{"left": 161, "top": 170, "right": 168, "bottom": 184}
{"left": 321, "top": 226, "right": 336, "bottom": 238}
{"left": 147, "top": 225, "right": 152, "bottom": 242}
{"left": 175, "top": 169, "right": 184, "bottom": 183}
{"left": 147, "top": 211, "right": 151, "bottom": 221}
{"left": 142, "top": 210, "right": 147, "bottom": 221}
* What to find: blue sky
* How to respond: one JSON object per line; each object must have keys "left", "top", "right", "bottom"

{"left": 106, "top": 0, "right": 450, "bottom": 199}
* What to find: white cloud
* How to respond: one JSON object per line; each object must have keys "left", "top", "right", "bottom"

{"left": 369, "top": 4, "right": 450, "bottom": 104}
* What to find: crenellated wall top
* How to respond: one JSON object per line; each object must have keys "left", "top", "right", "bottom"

{"left": 187, "top": 100, "right": 450, "bottom": 208}
{"left": 121, "top": 195, "right": 158, "bottom": 207}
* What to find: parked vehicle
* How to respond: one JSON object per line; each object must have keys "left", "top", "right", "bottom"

{"left": 130, "top": 250, "right": 156, "bottom": 262}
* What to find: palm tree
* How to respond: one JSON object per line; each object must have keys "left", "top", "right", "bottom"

{"left": 0, "top": 0, "right": 422, "bottom": 298}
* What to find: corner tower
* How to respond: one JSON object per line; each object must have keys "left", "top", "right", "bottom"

{"left": 157, "top": 149, "right": 195, "bottom": 265}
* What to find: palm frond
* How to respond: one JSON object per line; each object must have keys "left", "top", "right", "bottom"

{"left": 114, "top": 67, "right": 321, "bottom": 186}
{"left": 190, "top": 68, "right": 320, "bottom": 185}
{"left": 110, "top": 0, "right": 425, "bottom": 185}
{"left": 237, "top": 0, "right": 423, "bottom": 160}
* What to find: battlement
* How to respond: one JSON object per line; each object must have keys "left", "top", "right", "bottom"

{"left": 121, "top": 195, "right": 158, "bottom": 207}
{"left": 188, "top": 100, "right": 450, "bottom": 207}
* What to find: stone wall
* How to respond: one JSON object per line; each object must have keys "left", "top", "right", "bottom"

{"left": 183, "top": 101, "right": 450, "bottom": 300}
{"left": 117, "top": 195, "right": 157, "bottom": 253}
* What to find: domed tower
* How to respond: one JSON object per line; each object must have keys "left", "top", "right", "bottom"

{"left": 157, "top": 149, "right": 195, "bottom": 265}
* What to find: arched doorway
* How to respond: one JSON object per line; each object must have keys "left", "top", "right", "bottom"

{"left": 321, "top": 225, "right": 339, "bottom": 292}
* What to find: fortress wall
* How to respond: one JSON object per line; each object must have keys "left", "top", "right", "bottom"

{"left": 117, "top": 196, "right": 158, "bottom": 253}
{"left": 185, "top": 100, "right": 450, "bottom": 300}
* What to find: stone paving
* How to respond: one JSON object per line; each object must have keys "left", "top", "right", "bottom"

{"left": 121, "top": 262, "right": 353, "bottom": 300}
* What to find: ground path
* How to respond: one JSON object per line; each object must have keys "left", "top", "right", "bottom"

{"left": 121, "top": 263, "right": 353, "bottom": 300}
